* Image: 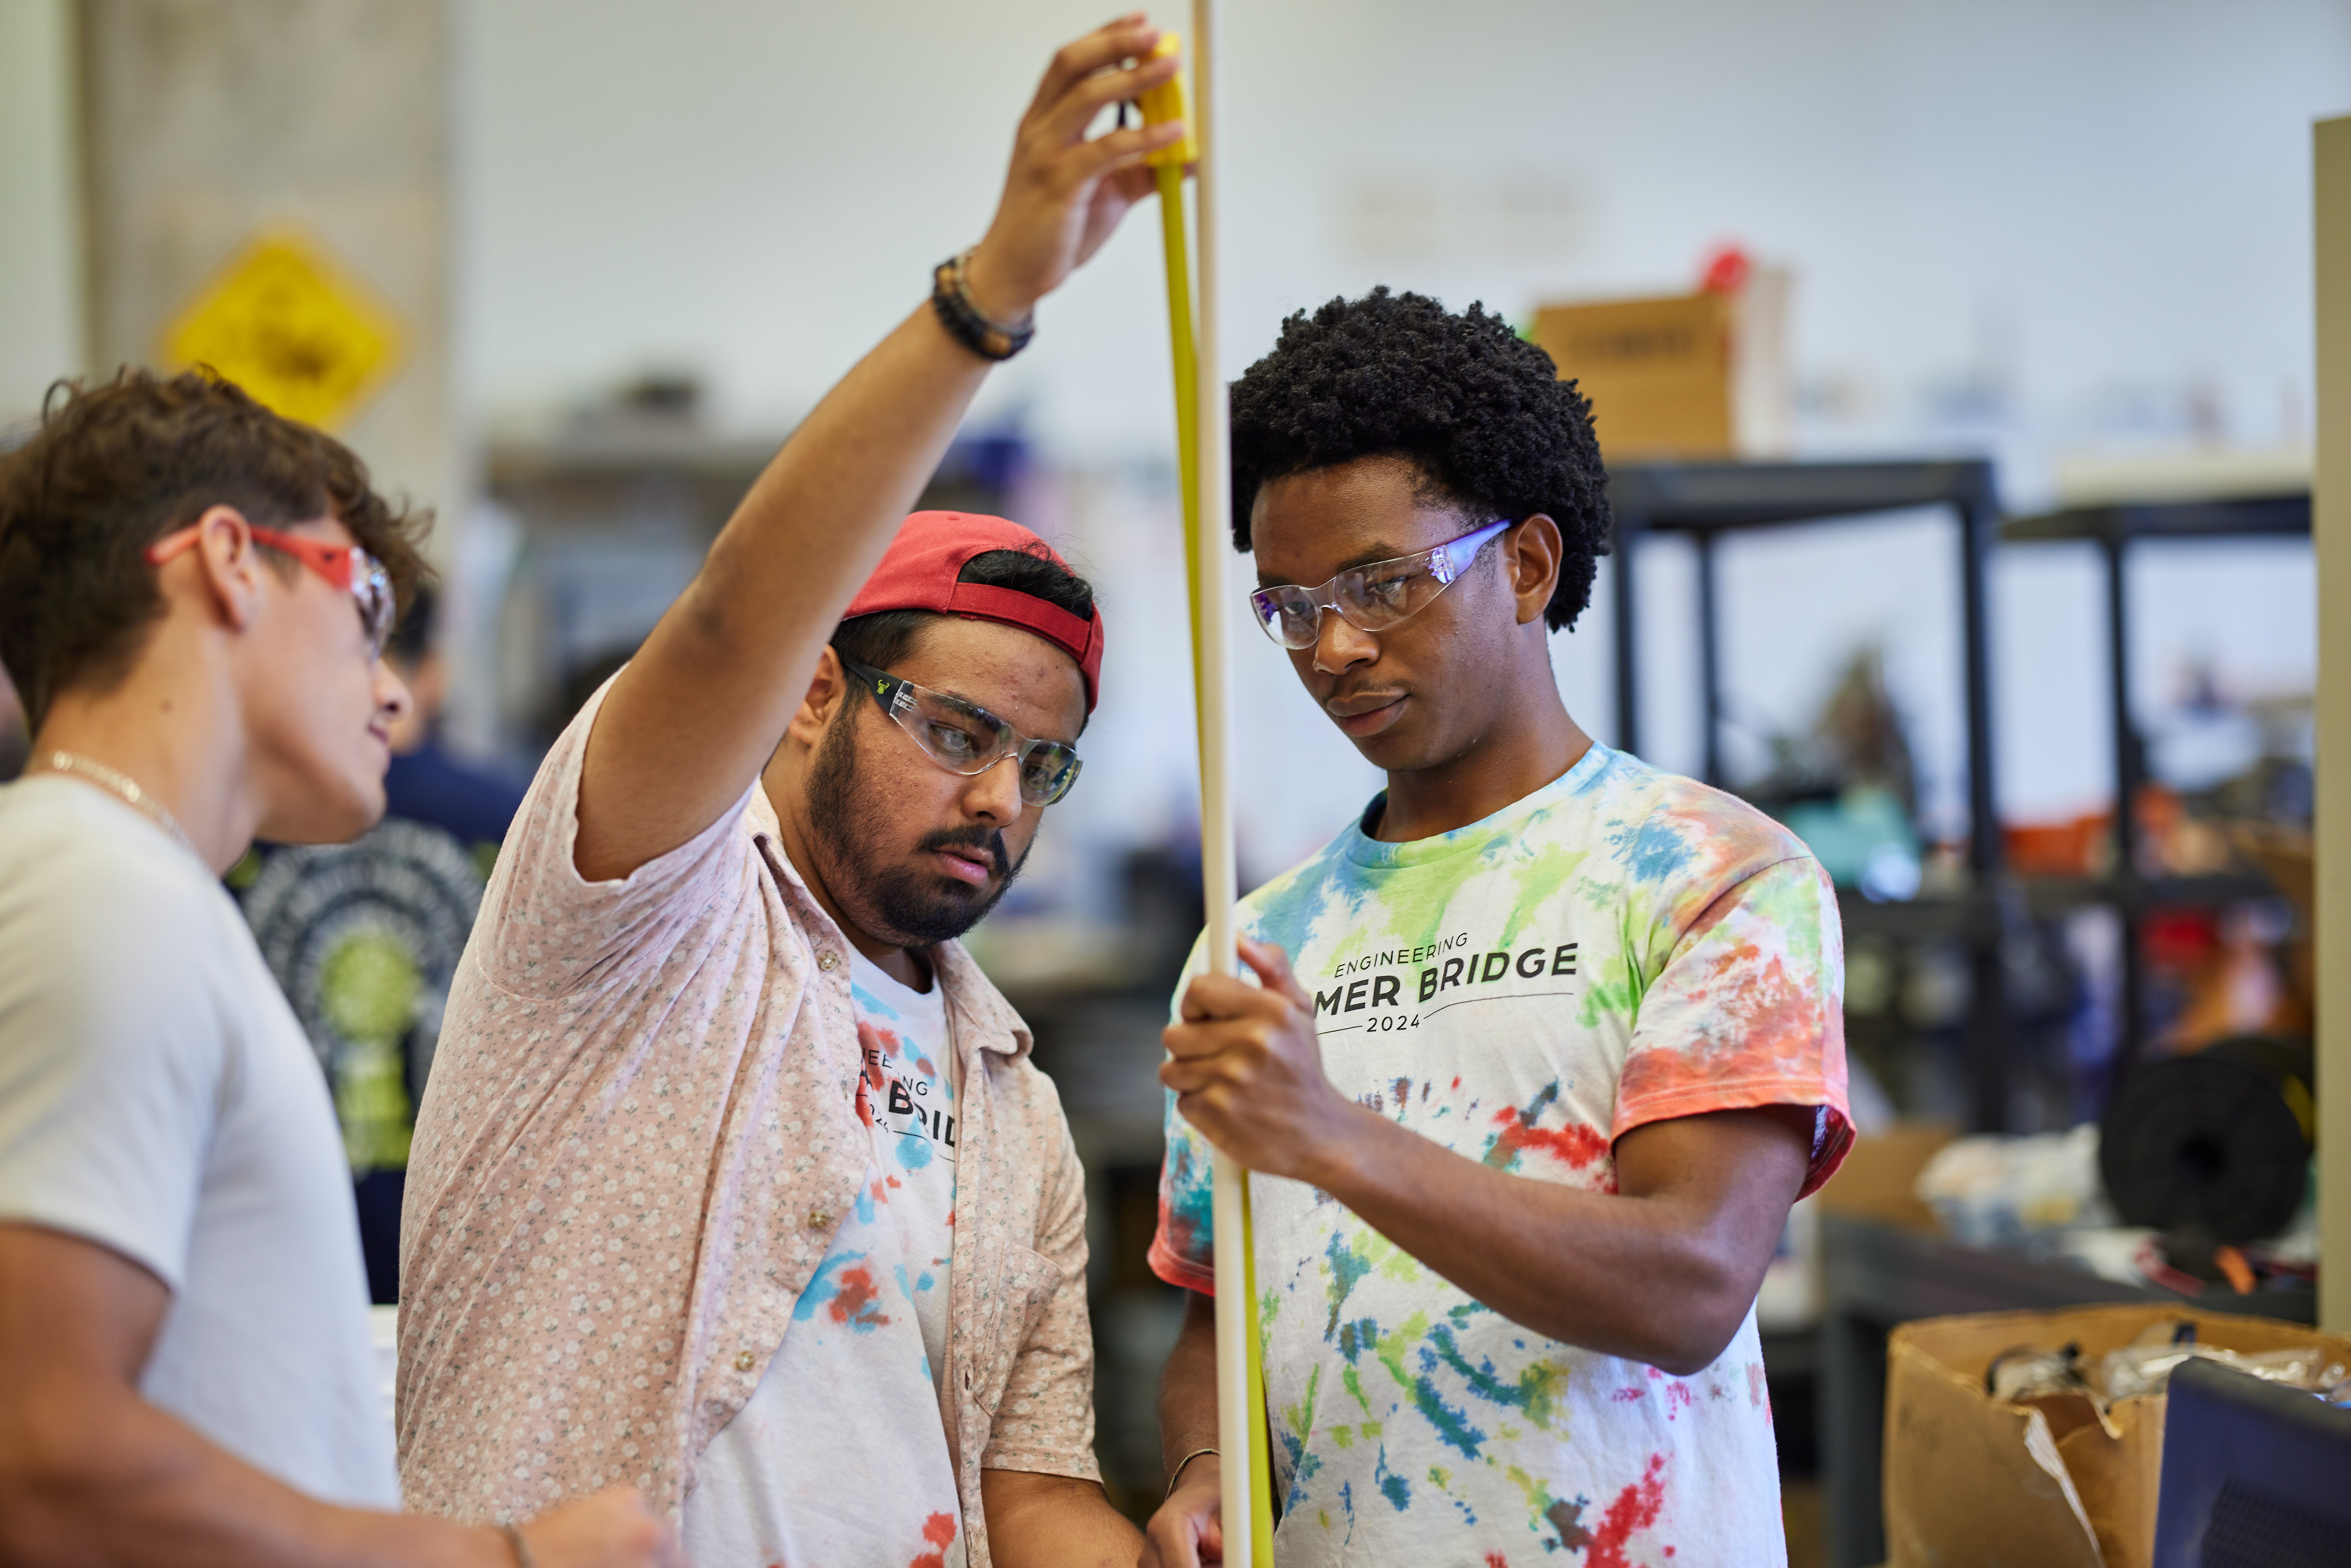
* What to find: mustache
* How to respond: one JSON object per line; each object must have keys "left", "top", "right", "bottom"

{"left": 918, "top": 824, "right": 1013, "bottom": 882}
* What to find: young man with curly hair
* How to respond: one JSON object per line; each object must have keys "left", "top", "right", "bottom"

{"left": 1140, "top": 290, "right": 1852, "bottom": 1568}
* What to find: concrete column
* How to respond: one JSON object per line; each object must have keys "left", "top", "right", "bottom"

{"left": 2317, "top": 114, "right": 2349, "bottom": 1334}
{"left": 78, "top": 0, "right": 454, "bottom": 552}
{"left": 0, "top": 0, "right": 85, "bottom": 423}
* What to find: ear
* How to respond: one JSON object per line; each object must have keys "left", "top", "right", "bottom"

{"left": 178, "top": 504, "right": 271, "bottom": 633}
{"left": 1505, "top": 515, "right": 1565, "bottom": 628}
{"left": 784, "top": 645, "right": 856, "bottom": 750}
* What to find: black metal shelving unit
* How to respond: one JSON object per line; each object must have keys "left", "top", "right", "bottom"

{"left": 1609, "top": 470, "right": 2316, "bottom": 1568}
{"left": 1606, "top": 464, "right": 2313, "bottom": 1123}
{"left": 1606, "top": 459, "right": 2014, "bottom": 1130}
{"left": 2000, "top": 490, "right": 2313, "bottom": 1085}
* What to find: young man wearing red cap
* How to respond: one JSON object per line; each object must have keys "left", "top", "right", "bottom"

{"left": 395, "top": 17, "right": 1176, "bottom": 1568}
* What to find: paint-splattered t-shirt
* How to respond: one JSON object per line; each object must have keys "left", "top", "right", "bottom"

{"left": 684, "top": 948, "right": 965, "bottom": 1567}
{"left": 1150, "top": 742, "right": 1850, "bottom": 1568}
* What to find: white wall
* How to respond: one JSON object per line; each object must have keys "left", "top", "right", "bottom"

{"left": 11, "top": 1, "right": 2344, "bottom": 515}
{"left": 459, "top": 0, "right": 2351, "bottom": 472}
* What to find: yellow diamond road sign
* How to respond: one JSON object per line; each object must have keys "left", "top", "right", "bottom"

{"left": 161, "top": 231, "right": 404, "bottom": 430}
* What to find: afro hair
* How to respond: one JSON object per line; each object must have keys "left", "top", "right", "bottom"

{"left": 1226, "top": 288, "right": 1611, "bottom": 631}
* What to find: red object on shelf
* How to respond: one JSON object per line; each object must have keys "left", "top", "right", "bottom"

{"left": 2004, "top": 814, "right": 2108, "bottom": 877}
{"left": 1999, "top": 786, "right": 2207, "bottom": 879}
{"left": 1699, "top": 243, "right": 1752, "bottom": 294}
{"left": 2142, "top": 908, "right": 2222, "bottom": 971}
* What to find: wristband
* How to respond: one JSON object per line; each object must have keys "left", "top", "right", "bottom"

{"left": 931, "top": 249, "right": 1035, "bottom": 362}
{"left": 1166, "top": 1445, "right": 1220, "bottom": 1497}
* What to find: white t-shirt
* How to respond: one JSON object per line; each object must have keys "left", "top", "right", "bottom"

{"left": 0, "top": 776, "right": 399, "bottom": 1508}
{"left": 1152, "top": 744, "right": 1851, "bottom": 1567}
{"left": 684, "top": 944, "right": 965, "bottom": 1566}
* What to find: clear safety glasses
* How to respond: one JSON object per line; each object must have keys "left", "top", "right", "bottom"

{"left": 1248, "top": 517, "right": 1515, "bottom": 650}
{"left": 840, "top": 655, "right": 1084, "bottom": 808}
{"left": 146, "top": 523, "right": 397, "bottom": 661}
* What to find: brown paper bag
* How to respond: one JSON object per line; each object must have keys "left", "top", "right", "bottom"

{"left": 1883, "top": 1302, "right": 2351, "bottom": 1568}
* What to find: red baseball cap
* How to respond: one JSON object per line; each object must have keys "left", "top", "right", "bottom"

{"left": 842, "top": 511, "right": 1106, "bottom": 713}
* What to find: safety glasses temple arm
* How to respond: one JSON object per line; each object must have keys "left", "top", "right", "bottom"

{"left": 1434, "top": 518, "right": 1517, "bottom": 582}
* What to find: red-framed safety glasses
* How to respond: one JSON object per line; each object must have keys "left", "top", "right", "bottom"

{"left": 146, "top": 523, "right": 396, "bottom": 661}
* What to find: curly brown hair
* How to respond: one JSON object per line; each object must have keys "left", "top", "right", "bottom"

{"left": 0, "top": 369, "right": 432, "bottom": 730}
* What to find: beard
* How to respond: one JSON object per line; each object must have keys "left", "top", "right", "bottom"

{"left": 804, "top": 706, "right": 1031, "bottom": 948}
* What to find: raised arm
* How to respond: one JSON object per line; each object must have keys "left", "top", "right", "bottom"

{"left": 0, "top": 1224, "right": 676, "bottom": 1568}
{"left": 574, "top": 15, "right": 1182, "bottom": 878}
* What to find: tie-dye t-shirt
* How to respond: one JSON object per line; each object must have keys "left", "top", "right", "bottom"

{"left": 684, "top": 948, "right": 965, "bottom": 1567}
{"left": 1150, "top": 742, "right": 1849, "bottom": 1568}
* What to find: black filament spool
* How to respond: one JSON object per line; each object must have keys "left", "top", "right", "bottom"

{"left": 2099, "top": 1035, "right": 2313, "bottom": 1245}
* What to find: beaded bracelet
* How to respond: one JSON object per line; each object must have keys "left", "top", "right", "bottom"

{"left": 931, "top": 249, "right": 1036, "bottom": 362}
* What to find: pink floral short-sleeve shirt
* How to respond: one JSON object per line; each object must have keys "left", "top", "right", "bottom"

{"left": 396, "top": 686, "right": 1097, "bottom": 1566}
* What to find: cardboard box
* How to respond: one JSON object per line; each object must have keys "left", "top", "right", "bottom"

{"left": 1532, "top": 268, "right": 1790, "bottom": 461}
{"left": 1883, "top": 1303, "right": 2351, "bottom": 1568}
{"left": 1814, "top": 1121, "right": 1955, "bottom": 1234}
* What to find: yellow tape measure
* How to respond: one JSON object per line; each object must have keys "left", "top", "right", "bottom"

{"left": 1137, "top": 31, "right": 1199, "bottom": 167}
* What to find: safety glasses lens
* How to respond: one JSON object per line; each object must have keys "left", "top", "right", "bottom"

{"left": 1250, "top": 588, "right": 1319, "bottom": 649}
{"left": 906, "top": 695, "right": 1004, "bottom": 770}
{"left": 356, "top": 555, "right": 394, "bottom": 659}
{"left": 1018, "top": 746, "right": 1080, "bottom": 806}
{"left": 1335, "top": 562, "right": 1436, "bottom": 628}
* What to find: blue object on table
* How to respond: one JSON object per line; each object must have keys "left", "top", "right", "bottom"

{"left": 1776, "top": 785, "right": 1922, "bottom": 902}
{"left": 2151, "top": 1355, "right": 2351, "bottom": 1567}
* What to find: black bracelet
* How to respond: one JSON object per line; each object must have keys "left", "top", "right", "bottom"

{"left": 931, "top": 250, "right": 1035, "bottom": 362}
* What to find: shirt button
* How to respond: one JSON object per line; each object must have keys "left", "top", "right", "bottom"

{"left": 817, "top": 951, "right": 841, "bottom": 972}
{"left": 806, "top": 1208, "right": 834, "bottom": 1230}
{"left": 734, "top": 1351, "right": 756, "bottom": 1372}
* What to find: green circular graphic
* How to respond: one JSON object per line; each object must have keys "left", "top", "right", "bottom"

{"left": 319, "top": 927, "right": 423, "bottom": 1044}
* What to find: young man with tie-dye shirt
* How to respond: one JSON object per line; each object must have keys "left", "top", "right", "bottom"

{"left": 1140, "top": 290, "right": 1853, "bottom": 1568}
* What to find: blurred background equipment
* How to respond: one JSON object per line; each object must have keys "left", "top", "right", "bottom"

{"left": 2100, "top": 1035, "right": 2314, "bottom": 1248}
{"left": 1755, "top": 646, "right": 1926, "bottom": 904}
{"left": 2150, "top": 1355, "right": 2351, "bottom": 1567}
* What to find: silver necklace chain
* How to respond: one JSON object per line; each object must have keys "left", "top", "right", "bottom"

{"left": 37, "top": 750, "right": 201, "bottom": 857}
